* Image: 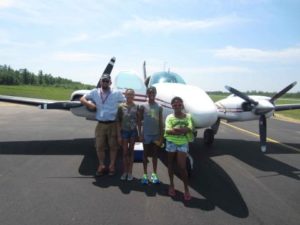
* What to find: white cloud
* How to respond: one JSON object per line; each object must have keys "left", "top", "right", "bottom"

{"left": 98, "top": 30, "right": 124, "bottom": 39}
{"left": 0, "top": 0, "right": 16, "bottom": 8}
{"left": 214, "top": 46, "right": 300, "bottom": 62}
{"left": 173, "top": 66, "right": 251, "bottom": 75}
{"left": 52, "top": 52, "right": 107, "bottom": 62}
{"left": 121, "top": 16, "right": 238, "bottom": 33}
{"left": 59, "top": 33, "right": 89, "bottom": 46}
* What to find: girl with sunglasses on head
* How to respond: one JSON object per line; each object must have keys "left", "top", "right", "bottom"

{"left": 117, "top": 88, "right": 140, "bottom": 181}
{"left": 164, "top": 96, "right": 194, "bottom": 201}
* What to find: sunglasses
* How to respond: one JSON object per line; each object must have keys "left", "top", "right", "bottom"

{"left": 102, "top": 79, "right": 110, "bottom": 83}
{"left": 172, "top": 103, "right": 183, "bottom": 107}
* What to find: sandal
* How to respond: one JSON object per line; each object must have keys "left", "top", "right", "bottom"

{"left": 108, "top": 167, "right": 115, "bottom": 176}
{"left": 95, "top": 167, "right": 106, "bottom": 176}
{"left": 184, "top": 192, "right": 192, "bottom": 201}
{"left": 168, "top": 187, "right": 176, "bottom": 197}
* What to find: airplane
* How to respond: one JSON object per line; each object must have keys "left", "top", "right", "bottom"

{"left": 1, "top": 57, "right": 300, "bottom": 162}
{"left": 215, "top": 83, "right": 300, "bottom": 152}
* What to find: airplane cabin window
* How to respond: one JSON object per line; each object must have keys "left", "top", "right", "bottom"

{"left": 115, "top": 71, "right": 146, "bottom": 93}
{"left": 148, "top": 72, "right": 186, "bottom": 86}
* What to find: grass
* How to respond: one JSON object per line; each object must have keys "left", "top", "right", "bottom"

{"left": 0, "top": 85, "right": 76, "bottom": 100}
{"left": 1, "top": 85, "right": 299, "bottom": 121}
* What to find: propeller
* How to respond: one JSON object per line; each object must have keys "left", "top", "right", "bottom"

{"left": 225, "top": 81, "right": 297, "bottom": 152}
{"left": 225, "top": 85, "right": 258, "bottom": 106}
{"left": 270, "top": 81, "right": 297, "bottom": 102}
{"left": 259, "top": 115, "right": 267, "bottom": 152}
{"left": 96, "top": 57, "right": 116, "bottom": 88}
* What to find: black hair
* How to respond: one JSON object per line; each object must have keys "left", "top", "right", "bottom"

{"left": 125, "top": 88, "right": 135, "bottom": 94}
{"left": 171, "top": 96, "right": 183, "bottom": 105}
{"left": 146, "top": 86, "right": 157, "bottom": 94}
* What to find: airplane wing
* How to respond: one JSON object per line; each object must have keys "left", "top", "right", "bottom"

{"left": 0, "top": 57, "right": 117, "bottom": 110}
{"left": 0, "top": 95, "right": 82, "bottom": 110}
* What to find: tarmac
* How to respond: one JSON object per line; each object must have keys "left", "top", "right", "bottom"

{"left": 0, "top": 103, "right": 299, "bottom": 225}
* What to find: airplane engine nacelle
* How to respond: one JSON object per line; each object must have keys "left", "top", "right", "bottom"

{"left": 70, "top": 106, "right": 96, "bottom": 120}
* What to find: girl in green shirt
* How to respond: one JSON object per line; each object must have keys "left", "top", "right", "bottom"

{"left": 164, "top": 96, "right": 193, "bottom": 201}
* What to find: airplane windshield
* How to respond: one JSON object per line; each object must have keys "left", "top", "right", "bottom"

{"left": 115, "top": 71, "right": 146, "bottom": 93}
{"left": 148, "top": 72, "right": 186, "bottom": 86}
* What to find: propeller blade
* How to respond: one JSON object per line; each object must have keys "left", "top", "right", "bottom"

{"left": 259, "top": 115, "right": 267, "bottom": 152}
{"left": 270, "top": 81, "right": 297, "bottom": 102}
{"left": 225, "top": 85, "right": 258, "bottom": 105}
{"left": 96, "top": 57, "right": 116, "bottom": 88}
{"left": 143, "top": 61, "right": 147, "bottom": 81}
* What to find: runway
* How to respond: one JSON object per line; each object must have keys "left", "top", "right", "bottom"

{"left": 0, "top": 103, "right": 299, "bottom": 225}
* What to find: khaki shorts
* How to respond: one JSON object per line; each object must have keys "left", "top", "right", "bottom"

{"left": 95, "top": 122, "right": 118, "bottom": 152}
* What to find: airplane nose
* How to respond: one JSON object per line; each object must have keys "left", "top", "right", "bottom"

{"left": 156, "top": 83, "right": 218, "bottom": 128}
{"left": 189, "top": 104, "right": 218, "bottom": 127}
{"left": 181, "top": 85, "right": 218, "bottom": 127}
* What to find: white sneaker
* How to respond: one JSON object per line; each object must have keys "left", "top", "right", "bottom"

{"left": 127, "top": 174, "right": 133, "bottom": 181}
{"left": 120, "top": 173, "right": 127, "bottom": 180}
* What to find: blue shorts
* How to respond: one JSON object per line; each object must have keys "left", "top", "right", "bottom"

{"left": 143, "top": 134, "right": 160, "bottom": 145}
{"left": 121, "top": 129, "right": 138, "bottom": 140}
{"left": 165, "top": 140, "right": 189, "bottom": 153}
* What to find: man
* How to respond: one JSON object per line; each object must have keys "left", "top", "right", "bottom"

{"left": 138, "top": 86, "right": 164, "bottom": 184}
{"left": 80, "top": 74, "right": 125, "bottom": 176}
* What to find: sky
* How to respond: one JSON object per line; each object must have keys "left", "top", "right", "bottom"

{"left": 0, "top": 0, "right": 300, "bottom": 92}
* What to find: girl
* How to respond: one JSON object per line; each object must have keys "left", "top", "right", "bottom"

{"left": 117, "top": 89, "right": 140, "bottom": 181}
{"left": 164, "top": 96, "right": 193, "bottom": 201}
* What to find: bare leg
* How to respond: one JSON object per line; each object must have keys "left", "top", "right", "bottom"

{"left": 167, "top": 152, "right": 176, "bottom": 188}
{"left": 177, "top": 152, "right": 190, "bottom": 195}
{"left": 143, "top": 144, "right": 150, "bottom": 174}
{"left": 152, "top": 144, "right": 159, "bottom": 173}
{"left": 122, "top": 139, "right": 129, "bottom": 173}
{"left": 128, "top": 137, "right": 135, "bottom": 174}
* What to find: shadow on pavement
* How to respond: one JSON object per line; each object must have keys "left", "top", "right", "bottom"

{"left": 1, "top": 137, "right": 299, "bottom": 216}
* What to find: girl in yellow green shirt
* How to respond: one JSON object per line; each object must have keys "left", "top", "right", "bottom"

{"left": 164, "top": 96, "right": 193, "bottom": 201}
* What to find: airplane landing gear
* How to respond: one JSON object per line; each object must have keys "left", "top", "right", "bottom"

{"left": 203, "top": 128, "right": 214, "bottom": 145}
{"left": 186, "top": 153, "right": 193, "bottom": 177}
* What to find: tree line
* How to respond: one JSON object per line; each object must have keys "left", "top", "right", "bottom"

{"left": 208, "top": 90, "right": 300, "bottom": 99}
{"left": 0, "top": 65, "right": 94, "bottom": 89}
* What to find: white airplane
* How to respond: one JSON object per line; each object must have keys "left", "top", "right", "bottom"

{"left": 1, "top": 57, "right": 299, "bottom": 157}
{"left": 215, "top": 83, "right": 300, "bottom": 152}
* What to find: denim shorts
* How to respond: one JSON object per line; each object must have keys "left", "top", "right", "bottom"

{"left": 143, "top": 134, "right": 160, "bottom": 145}
{"left": 121, "top": 129, "right": 138, "bottom": 140}
{"left": 165, "top": 140, "right": 189, "bottom": 153}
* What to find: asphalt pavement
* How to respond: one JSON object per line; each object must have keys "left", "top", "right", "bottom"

{"left": 0, "top": 103, "right": 299, "bottom": 225}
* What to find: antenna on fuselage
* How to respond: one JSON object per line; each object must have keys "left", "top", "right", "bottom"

{"left": 163, "top": 61, "right": 167, "bottom": 72}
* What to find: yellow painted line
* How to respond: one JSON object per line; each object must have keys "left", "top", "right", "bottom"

{"left": 273, "top": 114, "right": 300, "bottom": 124}
{"left": 0, "top": 102, "right": 28, "bottom": 107}
{"left": 221, "top": 121, "right": 300, "bottom": 152}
